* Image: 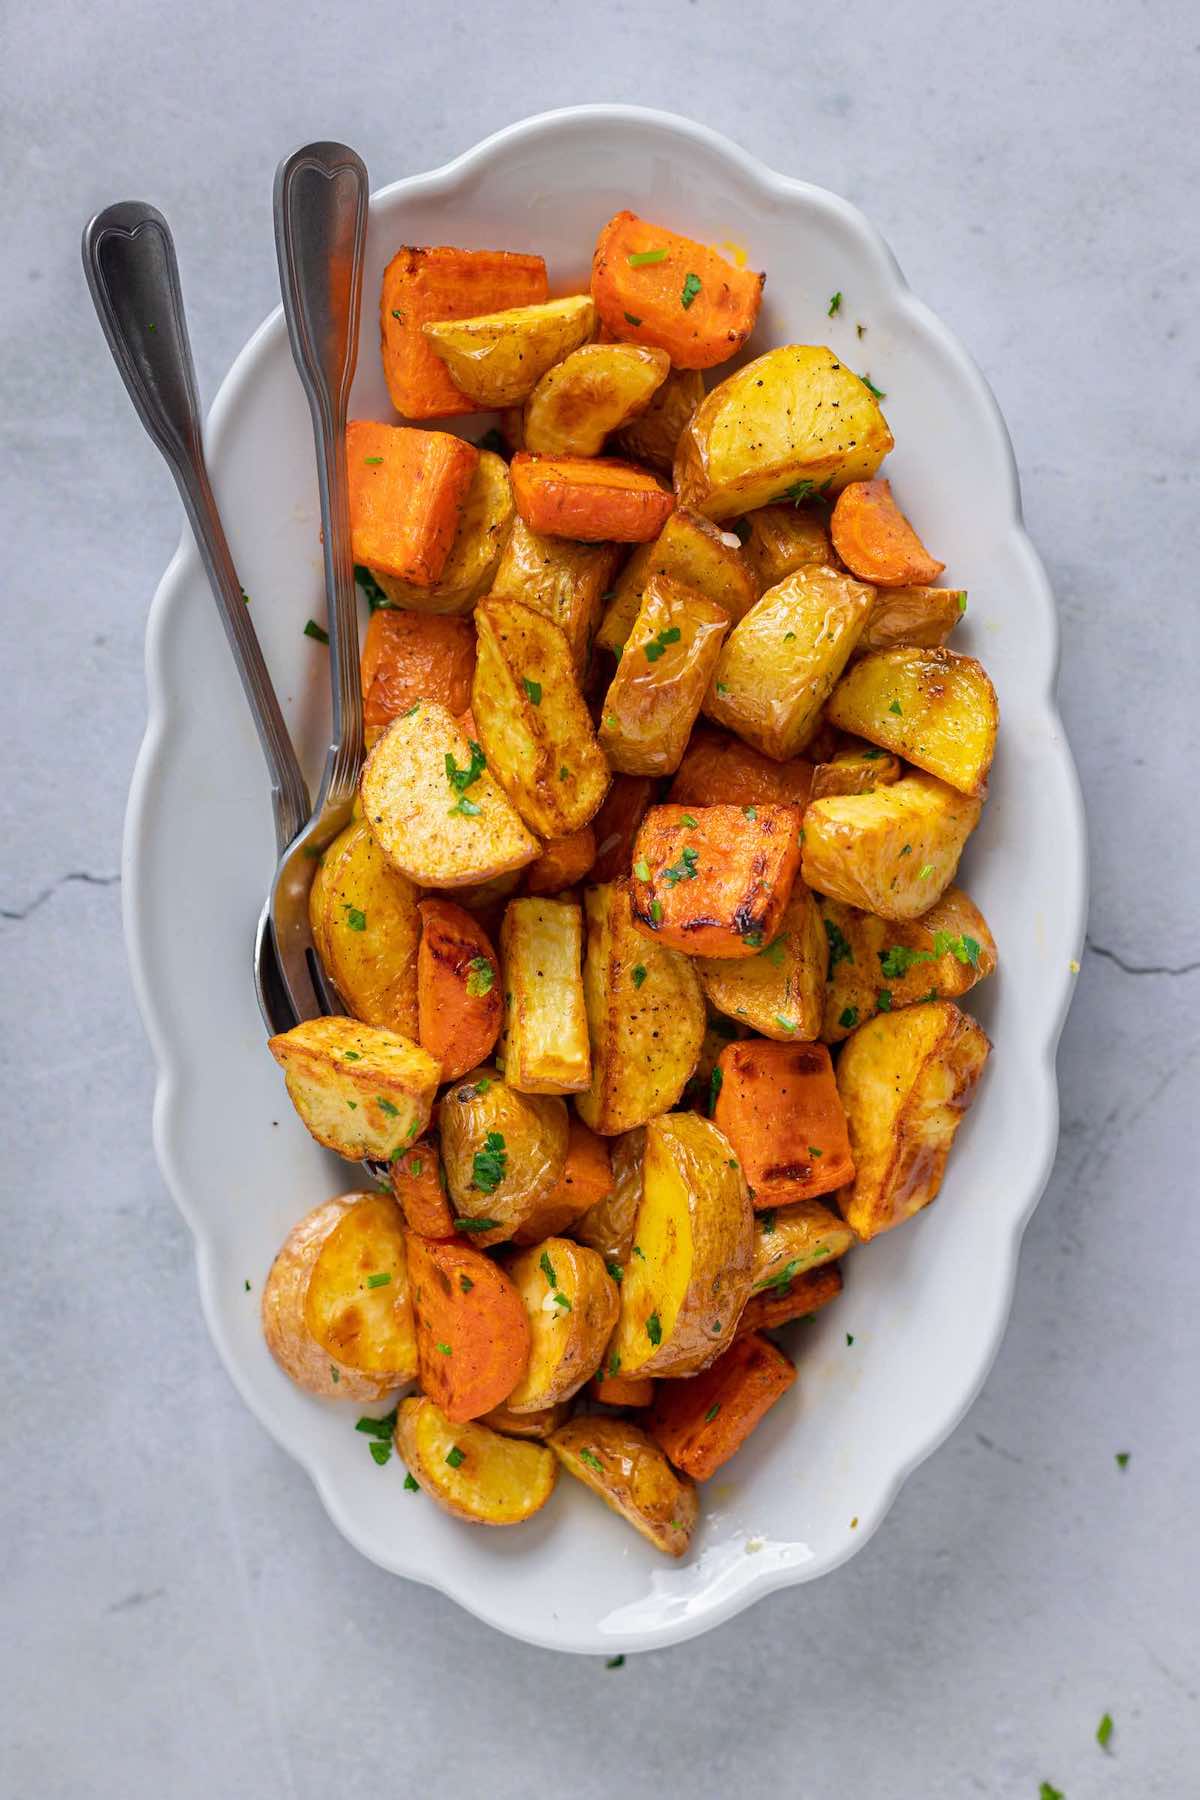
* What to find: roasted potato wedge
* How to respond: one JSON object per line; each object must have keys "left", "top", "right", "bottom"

{"left": 439, "top": 1065, "right": 569, "bottom": 1245}
{"left": 855, "top": 585, "right": 966, "bottom": 657}
{"left": 500, "top": 896, "right": 590, "bottom": 1094}
{"left": 749, "top": 1197, "right": 856, "bottom": 1291}
{"left": 267, "top": 1016, "right": 440, "bottom": 1160}
{"left": 549, "top": 1415, "right": 698, "bottom": 1557}
{"left": 713, "top": 1039, "right": 855, "bottom": 1208}
{"left": 615, "top": 365, "right": 706, "bottom": 471}
{"left": 696, "top": 881, "right": 826, "bottom": 1039}
{"left": 502, "top": 1237, "right": 620, "bottom": 1410}
{"left": 574, "top": 1126, "right": 644, "bottom": 1268}
{"left": 675, "top": 345, "right": 894, "bottom": 519}
{"left": 801, "top": 771, "right": 983, "bottom": 919}
{"left": 629, "top": 803, "right": 802, "bottom": 959}
{"left": 668, "top": 728, "right": 814, "bottom": 811}
{"left": 523, "top": 342, "right": 670, "bottom": 456}
{"left": 598, "top": 576, "right": 730, "bottom": 777}
{"left": 810, "top": 741, "right": 903, "bottom": 799}
{"left": 736, "top": 1258, "right": 844, "bottom": 1338}
{"left": 740, "top": 503, "right": 834, "bottom": 588}
{"left": 360, "top": 703, "right": 539, "bottom": 889}
{"left": 608, "top": 1111, "right": 754, "bottom": 1378}
{"left": 366, "top": 450, "right": 513, "bottom": 618}
{"left": 513, "top": 1117, "right": 613, "bottom": 1244}
{"left": 488, "top": 515, "right": 621, "bottom": 674}
{"left": 820, "top": 885, "right": 998, "bottom": 1041}
{"left": 311, "top": 820, "right": 420, "bottom": 1038}
{"left": 395, "top": 1396, "right": 557, "bottom": 1525}
{"left": 472, "top": 597, "right": 610, "bottom": 836}
{"left": 704, "top": 566, "right": 875, "bottom": 761}
{"left": 416, "top": 898, "right": 502, "bottom": 1081}
{"left": 478, "top": 1400, "right": 571, "bottom": 1439}
{"left": 830, "top": 477, "right": 944, "bottom": 587}
{"left": 596, "top": 507, "right": 758, "bottom": 654}
{"left": 576, "top": 881, "right": 706, "bottom": 1135}
{"left": 836, "top": 1000, "right": 991, "bottom": 1240}
{"left": 261, "top": 1194, "right": 418, "bottom": 1399}
{"left": 421, "top": 294, "right": 596, "bottom": 409}
{"left": 826, "top": 646, "right": 999, "bottom": 797}
{"left": 650, "top": 1331, "right": 796, "bottom": 1480}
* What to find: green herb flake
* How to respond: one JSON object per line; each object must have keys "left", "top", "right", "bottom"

{"left": 449, "top": 795, "right": 482, "bottom": 818}
{"left": 355, "top": 1409, "right": 398, "bottom": 1440}
{"left": 708, "top": 1067, "right": 723, "bottom": 1115}
{"left": 634, "top": 858, "right": 651, "bottom": 881}
{"left": 662, "top": 846, "right": 700, "bottom": 886}
{"left": 445, "top": 740, "right": 487, "bottom": 796}
{"left": 623, "top": 312, "right": 642, "bottom": 326}
{"left": 627, "top": 248, "right": 667, "bottom": 267}
{"left": 390, "top": 308, "right": 404, "bottom": 321}
{"left": 755, "top": 1258, "right": 801, "bottom": 1295}
{"left": 888, "top": 699, "right": 903, "bottom": 715}
{"left": 763, "top": 937, "right": 786, "bottom": 966}
{"left": 644, "top": 626, "right": 683, "bottom": 662}
{"left": 458, "top": 1273, "right": 474, "bottom": 1293}
{"left": 828, "top": 291, "right": 842, "bottom": 317}
{"left": 859, "top": 372, "right": 887, "bottom": 399}
{"left": 760, "top": 1210, "right": 777, "bottom": 1234}
{"left": 363, "top": 455, "right": 383, "bottom": 466}
{"left": 539, "top": 1248, "right": 558, "bottom": 1289}
{"left": 435, "top": 1342, "right": 453, "bottom": 1356}
{"left": 241, "top": 589, "right": 251, "bottom": 606}
{"left": 957, "top": 590, "right": 968, "bottom": 613}
{"left": 244, "top": 1279, "right": 251, "bottom": 1292}
{"left": 878, "top": 944, "right": 935, "bottom": 978}
{"left": 681, "top": 813, "right": 699, "bottom": 828}
{"left": 343, "top": 1050, "right": 361, "bottom": 1061}
{"left": 522, "top": 676, "right": 542, "bottom": 706}
{"left": 808, "top": 1145, "right": 823, "bottom": 1157}
{"left": 1039, "top": 1786, "right": 1065, "bottom": 1800}
{"left": 839, "top": 1006, "right": 859, "bottom": 1029}
{"left": 918, "top": 863, "right": 934, "bottom": 880}
{"left": 403, "top": 1472, "right": 419, "bottom": 1491}
{"left": 716, "top": 681, "right": 730, "bottom": 696}
{"left": 366, "top": 1272, "right": 392, "bottom": 1289}
{"left": 376, "top": 1097, "right": 400, "bottom": 1117}
{"left": 632, "top": 1245, "right": 646, "bottom": 1261}
{"left": 681, "top": 271, "right": 702, "bottom": 310}
{"left": 369, "top": 1441, "right": 391, "bottom": 1466}
{"left": 553, "top": 1292, "right": 572, "bottom": 1310}
{"left": 742, "top": 927, "right": 764, "bottom": 948}
{"left": 453, "top": 1217, "right": 500, "bottom": 1233}
{"left": 650, "top": 900, "right": 663, "bottom": 923}
{"left": 605, "top": 1262, "right": 623, "bottom": 1285}
{"left": 606, "top": 1654, "right": 625, "bottom": 1669}
{"left": 784, "top": 479, "right": 816, "bottom": 505}
{"left": 1096, "top": 1713, "right": 1114, "bottom": 1751}
{"left": 1115, "top": 1451, "right": 1130, "bottom": 1468}
{"left": 343, "top": 904, "right": 366, "bottom": 932}
{"left": 471, "top": 1131, "right": 508, "bottom": 1194}
{"left": 825, "top": 917, "right": 854, "bottom": 974}
{"left": 559, "top": 765, "right": 570, "bottom": 781}
{"left": 631, "top": 964, "right": 648, "bottom": 989}
{"left": 465, "top": 956, "right": 495, "bottom": 997}
{"left": 704, "top": 1403, "right": 721, "bottom": 1423}
{"left": 877, "top": 989, "right": 893, "bottom": 1011}
{"left": 304, "top": 619, "right": 329, "bottom": 644}
{"left": 579, "top": 1447, "right": 605, "bottom": 1471}
{"left": 774, "top": 1015, "right": 796, "bottom": 1033}
{"left": 646, "top": 1313, "right": 662, "bottom": 1346}
{"left": 743, "top": 804, "right": 758, "bottom": 820}
{"left": 846, "top": 1333, "right": 854, "bottom": 1346}
{"left": 445, "top": 1445, "right": 466, "bottom": 1469}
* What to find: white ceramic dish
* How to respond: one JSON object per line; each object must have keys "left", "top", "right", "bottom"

{"left": 124, "top": 105, "right": 1086, "bottom": 1654}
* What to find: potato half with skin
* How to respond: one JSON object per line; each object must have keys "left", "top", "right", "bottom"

{"left": 311, "top": 820, "right": 420, "bottom": 1038}
{"left": 704, "top": 566, "right": 875, "bottom": 761}
{"left": 421, "top": 294, "right": 595, "bottom": 409}
{"left": 261, "top": 1194, "right": 418, "bottom": 1400}
{"left": 472, "top": 597, "right": 610, "bottom": 838}
{"left": 416, "top": 898, "right": 502, "bottom": 1081}
{"left": 810, "top": 741, "right": 903, "bottom": 800}
{"left": 395, "top": 1396, "right": 557, "bottom": 1525}
{"left": 488, "top": 516, "right": 621, "bottom": 674}
{"left": 502, "top": 1237, "right": 619, "bottom": 1410}
{"left": 675, "top": 345, "right": 894, "bottom": 520}
{"left": 366, "top": 451, "right": 514, "bottom": 618}
{"left": 267, "top": 1016, "right": 440, "bottom": 1160}
{"left": 802, "top": 771, "right": 983, "bottom": 920}
{"left": 439, "top": 1066, "right": 569, "bottom": 1245}
{"left": 629, "top": 802, "right": 802, "bottom": 959}
{"left": 740, "top": 503, "right": 834, "bottom": 589}
{"left": 668, "top": 728, "right": 814, "bottom": 811}
{"left": 574, "top": 1126, "right": 644, "bottom": 1267}
{"left": 609, "top": 1111, "right": 754, "bottom": 1378}
{"left": 500, "top": 897, "right": 590, "bottom": 1094}
{"left": 826, "top": 647, "right": 999, "bottom": 797}
{"left": 836, "top": 1000, "right": 991, "bottom": 1240}
{"left": 523, "top": 342, "right": 670, "bottom": 457}
{"left": 697, "top": 881, "right": 826, "bottom": 1039}
{"left": 750, "top": 1197, "right": 856, "bottom": 1291}
{"left": 550, "top": 1416, "right": 698, "bottom": 1557}
{"left": 478, "top": 1400, "right": 571, "bottom": 1439}
{"left": 598, "top": 576, "right": 730, "bottom": 777}
{"left": 854, "top": 585, "right": 966, "bottom": 658}
{"left": 615, "top": 365, "right": 706, "bottom": 472}
{"left": 360, "top": 702, "right": 539, "bottom": 890}
{"left": 596, "top": 507, "right": 757, "bottom": 654}
{"left": 820, "top": 885, "right": 998, "bottom": 1042}
{"left": 576, "top": 882, "right": 706, "bottom": 1135}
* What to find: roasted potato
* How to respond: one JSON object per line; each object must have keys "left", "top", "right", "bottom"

{"left": 826, "top": 646, "right": 999, "bottom": 797}
{"left": 360, "top": 703, "right": 539, "bottom": 889}
{"left": 524, "top": 826, "right": 596, "bottom": 896}
{"left": 608, "top": 1111, "right": 754, "bottom": 1378}
{"left": 407, "top": 1234, "right": 531, "bottom": 1420}
{"left": 649, "top": 1331, "right": 796, "bottom": 1480}
{"left": 471, "top": 597, "right": 610, "bottom": 837}
{"left": 835, "top": 1000, "right": 991, "bottom": 1240}
{"left": 366, "top": 450, "right": 513, "bottom": 618}
{"left": 629, "top": 803, "right": 802, "bottom": 959}
{"left": 549, "top": 1415, "right": 698, "bottom": 1557}
{"left": 615, "top": 365, "right": 706, "bottom": 471}
{"left": 736, "top": 1258, "right": 844, "bottom": 1338}
{"left": 489, "top": 515, "right": 621, "bottom": 674}
{"left": 854, "top": 585, "right": 966, "bottom": 657}
{"left": 512, "top": 1117, "right": 613, "bottom": 1244}
{"left": 310, "top": 820, "right": 420, "bottom": 1038}
{"left": 830, "top": 477, "right": 944, "bottom": 587}
{"left": 523, "top": 342, "right": 670, "bottom": 457}
{"left": 598, "top": 576, "right": 730, "bottom": 777}
{"left": 749, "top": 1197, "right": 856, "bottom": 1291}
{"left": 820, "top": 885, "right": 998, "bottom": 1041}
{"left": 416, "top": 898, "right": 502, "bottom": 1081}
{"left": 267, "top": 1016, "right": 440, "bottom": 1160}
{"left": 740, "top": 503, "right": 835, "bottom": 588}
{"left": 810, "top": 741, "right": 904, "bottom": 799}
{"left": 674, "top": 345, "right": 894, "bottom": 519}
{"left": 439, "top": 1065, "right": 569, "bottom": 1245}
{"left": 395, "top": 1396, "right": 557, "bottom": 1525}
{"left": 668, "top": 727, "right": 814, "bottom": 810}
{"left": 596, "top": 507, "right": 758, "bottom": 654}
{"left": 421, "top": 294, "right": 596, "bottom": 409}
{"left": 502, "top": 1237, "right": 619, "bottom": 1410}
{"left": 500, "top": 896, "right": 590, "bottom": 1093}
{"left": 574, "top": 1126, "right": 644, "bottom": 1267}
{"left": 478, "top": 1400, "right": 571, "bottom": 1439}
{"left": 696, "top": 881, "right": 826, "bottom": 1039}
{"left": 713, "top": 1039, "right": 855, "bottom": 1208}
{"left": 575, "top": 881, "right": 706, "bottom": 1135}
{"left": 801, "top": 771, "right": 983, "bottom": 919}
{"left": 261, "top": 1194, "right": 418, "bottom": 1399}
{"left": 704, "top": 566, "right": 875, "bottom": 761}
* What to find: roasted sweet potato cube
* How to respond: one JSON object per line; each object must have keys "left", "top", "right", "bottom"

{"left": 650, "top": 1332, "right": 795, "bottom": 1480}
{"left": 380, "top": 245, "right": 548, "bottom": 420}
{"left": 629, "top": 803, "right": 802, "bottom": 958}
{"left": 512, "top": 1117, "right": 612, "bottom": 1245}
{"left": 524, "top": 826, "right": 596, "bottom": 896}
{"left": 416, "top": 898, "right": 502, "bottom": 1082}
{"left": 736, "top": 1259, "right": 844, "bottom": 1337}
{"left": 346, "top": 421, "right": 478, "bottom": 586}
{"left": 590, "top": 1371, "right": 655, "bottom": 1407}
{"left": 713, "top": 1038, "right": 854, "bottom": 1206}
{"left": 390, "top": 1133, "right": 456, "bottom": 1239}
{"left": 668, "top": 728, "right": 814, "bottom": 811}
{"left": 598, "top": 576, "right": 730, "bottom": 778}
{"left": 360, "top": 607, "right": 476, "bottom": 743}
{"left": 510, "top": 452, "right": 675, "bottom": 543}
{"left": 589, "top": 776, "right": 656, "bottom": 883}
{"left": 591, "top": 211, "right": 764, "bottom": 371}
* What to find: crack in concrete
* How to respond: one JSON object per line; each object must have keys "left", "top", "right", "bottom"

{"left": 1087, "top": 939, "right": 1200, "bottom": 979}
{"left": 0, "top": 869, "right": 121, "bottom": 922}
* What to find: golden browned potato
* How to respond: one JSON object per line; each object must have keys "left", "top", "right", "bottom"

{"left": 740, "top": 503, "right": 834, "bottom": 588}
{"left": 596, "top": 507, "right": 758, "bottom": 653}
{"left": 360, "top": 703, "right": 539, "bottom": 889}
{"left": 819, "top": 886, "right": 998, "bottom": 1041}
{"left": 574, "top": 1126, "right": 644, "bottom": 1268}
{"left": 549, "top": 1415, "right": 698, "bottom": 1556}
{"left": 748, "top": 1197, "right": 856, "bottom": 1293}
{"left": 801, "top": 773, "right": 983, "bottom": 919}
{"left": 674, "top": 345, "right": 894, "bottom": 519}
{"left": 826, "top": 646, "right": 998, "bottom": 797}
{"left": 523, "top": 342, "right": 670, "bottom": 456}
{"left": 615, "top": 365, "right": 706, "bottom": 471}
{"left": 395, "top": 1395, "right": 558, "bottom": 1525}
{"left": 696, "top": 882, "right": 826, "bottom": 1041}
{"left": 854, "top": 585, "right": 966, "bottom": 657}
{"left": 367, "top": 450, "right": 513, "bottom": 616}
{"left": 575, "top": 882, "right": 706, "bottom": 1135}
{"left": 489, "top": 515, "right": 621, "bottom": 674}
{"left": 703, "top": 567, "right": 875, "bottom": 760}
{"left": 835, "top": 1000, "right": 991, "bottom": 1240}
{"left": 267, "top": 1016, "right": 440, "bottom": 1160}
{"left": 472, "top": 597, "right": 610, "bottom": 836}
{"left": 598, "top": 575, "right": 730, "bottom": 776}
{"left": 608, "top": 1111, "right": 754, "bottom": 1377}
{"left": 310, "top": 820, "right": 420, "bottom": 1038}
{"left": 421, "top": 294, "right": 595, "bottom": 409}
{"left": 478, "top": 1400, "right": 571, "bottom": 1439}
{"left": 810, "top": 741, "right": 904, "bottom": 799}
{"left": 502, "top": 1237, "right": 619, "bottom": 1410}
{"left": 500, "top": 896, "right": 590, "bottom": 1093}
{"left": 261, "top": 1193, "right": 418, "bottom": 1400}
{"left": 439, "top": 1065, "right": 569, "bottom": 1245}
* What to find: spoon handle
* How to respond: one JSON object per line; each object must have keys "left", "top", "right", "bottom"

{"left": 82, "top": 202, "right": 311, "bottom": 855}
{"left": 273, "top": 143, "right": 370, "bottom": 810}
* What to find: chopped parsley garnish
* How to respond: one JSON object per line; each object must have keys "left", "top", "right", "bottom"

{"left": 605, "top": 1262, "right": 623, "bottom": 1285}
{"left": 445, "top": 740, "right": 487, "bottom": 796}
{"left": 559, "top": 765, "right": 570, "bottom": 781}
{"left": 643, "top": 626, "right": 682, "bottom": 662}
{"left": 839, "top": 1006, "right": 859, "bottom": 1029}
{"left": 662, "top": 847, "right": 699, "bottom": 885}
{"left": 355, "top": 1410, "right": 398, "bottom": 1440}
{"left": 553, "top": 1292, "right": 571, "bottom": 1310}
{"left": 760, "top": 1209, "right": 777, "bottom": 1234}
{"left": 390, "top": 308, "right": 403, "bottom": 320}
{"left": 627, "top": 248, "right": 667, "bottom": 266}
{"left": 329, "top": 1364, "right": 338, "bottom": 1379}
{"left": 579, "top": 1447, "right": 605, "bottom": 1471}
{"left": 403, "top": 1472, "right": 419, "bottom": 1491}
{"left": 774, "top": 1015, "right": 796, "bottom": 1033}
{"left": 828, "top": 291, "right": 842, "bottom": 316}
{"left": 809, "top": 1145, "right": 823, "bottom": 1157}
{"left": 459, "top": 1273, "right": 474, "bottom": 1293}
{"left": 471, "top": 1131, "right": 507, "bottom": 1193}
{"left": 363, "top": 455, "right": 383, "bottom": 466}
{"left": 354, "top": 565, "right": 391, "bottom": 611}
{"left": 631, "top": 964, "right": 647, "bottom": 988}
{"left": 783, "top": 630, "right": 796, "bottom": 642}
{"left": 877, "top": 989, "right": 893, "bottom": 1011}
{"left": 376, "top": 1097, "right": 400, "bottom": 1117}
{"left": 650, "top": 899, "right": 663, "bottom": 923}
{"left": 708, "top": 1067, "right": 723, "bottom": 1115}
{"left": 918, "top": 863, "right": 934, "bottom": 880}
{"left": 343, "top": 1049, "right": 361, "bottom": 1060}
{"left": 522, "top": 677, "right": 542, "bottom": 705}
{"left": 784, "top": 479, "right": 816, "bottom": 505}
{"left": 862, "top": 748, "right": 882, "bottom": 761}
{"left": 1097, "top": 1713, "right": 1114, "bottom": 1750}
{"left": 646, "top": 1313, "right": 662, "bottom": 1346}
{"left": 369, "top": 1441, "right": 390, "bottom": 1466}
{"left": 465, "top": 956, "right": 494, "bottom": 997}
{"left": 1115, "top": 1451, "right": 1130, "bottom": 1469}
{"left": 632, "top": 1245, "right": 646, "bottom": 1260}
{"left": 435, "top": 1342, "right": 452, "bottom": 1356}
{"left": 623, "top": 312, "right": 642, "bottom": 326}
{"left": 846, "top": 1333, "right": 854, "bottom": 1346}
{"left": 716, "top": 681, "right": 730, "bottom": 695}
{"left": 763, "top": 937, "right": 786, "bottom": 966}
{"left": 304, "top": 619, "right": 329, "bottom": 644}
{"left": 606, "top": 1654, "right": 625, "bottom": 1669}
{"left": 1039, "top": 1786, "right": 1064, "bottom": 1800}
{"left": 539, "top": 1248, "right": 558, "bottom": 1288}
{"left": 743, "top": 804, "right": 758, "bottom": 820}
{"left": 957, "top": 591, "right": 968, "bottom": 612}
{"left": 365, "top": 1272, "right": 392, "bottom": 1289}
{"left": 449, "top": 795, "right": 481, "bottom": 818}
{"left": 634, "top": 858, "right": 651, "bottom": 881}
{"left": 859, "top": 372, "right": 886, "bottom": 399}
{"left": 824, "top": 917, "right": 854, "bottom": 974}
{"left": 878, "top": 944, "right": 934, "bottom": 978}
{"left": 888, "top": 699, "right": 903, "bottom": 715}
{"left": 704, "top": 1403, "right": 721, "bottom": 1423}
{"left": 755, "top": 1258, "right": 801, "bottom": 1294}
{"left": 681, "top": 271, "right": 702, "bottom": 309}
{"left": 343, "top": 904, "right": 366, "bottom": 932}
{"left": 445, "top": 1445, "right": 466, "bottom": 1469}
{"left": 681, "top": 813, "right": 698, "bottom": 828}
{"left": 453, "top": 1217, "right": 500, "bottom": 1233}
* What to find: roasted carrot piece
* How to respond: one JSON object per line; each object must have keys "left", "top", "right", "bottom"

{"left": 650, "top": 1332, "right": 795, "bottom": 1480}
{"left": 524, "top": 826, "right": 596, "bottom": 896}
{"left": 830, "top": 478, "right": 945, "bottom": 588}
{"left": 589, "top": 776, "right": 656, "bottom": 883}
{"left": 512, "top": 1117, "right": 612, "bottom": 1244}
{"left": 416, "top": 899, "right": 502, "bottom": 1082}
{"left": 629, "top": 803, "right": 802, "bottom": 958}
{"left": 510, "top": 452, "right": 674, "bottom": 543}
{"left": 347, "top": 421, "right": 478, "bottom": 586}
{"left": 380, "top": 245, "right": 548, "bottom": 419}
{"left": 713, "top": 1039, "right": 854, "bottom": 1206}
{"left": 406, "top": 1234, "right": 531, "bottom": 1421}
{"left": 736, "top": 1260, "right": 844, "bottom": 1337}
{"left": 391, "top": 1132, "right": 456, "bottom": 1239}
{"left": 668, "top": 728, "right": 815, "bottom": 811}
{"left": 590, "top": 211, "right": 765, "bottom": 371}
{"left": 590, "top": 1371, "right": 655, "bottom": 1407}
{"left": 360, "top": 608, "right": 476, "bottom": 740}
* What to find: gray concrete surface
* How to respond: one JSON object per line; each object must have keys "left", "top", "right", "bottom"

{"left": 2, "top": 2, "right": 1197, "bottom": 1794}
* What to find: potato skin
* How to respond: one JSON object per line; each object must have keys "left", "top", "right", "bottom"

{"left": 489, "top": 515, "right": 620, "bottom": 674}
{"left": 615, "top": 366, "right": 706, "bottom": 472}
{"left": 421, "top": 294, "right": 595, "bottom": 409}
{"left": 395, "top": 1396, "right": 557, "bottom": 1525}
{"left": 819, "top": 885, "right": 998, "bottom": 1042}
{"left": 629, "top": 803, "right": 802, "bottom": 960}
{"left": 598, "top": 575, "right": 730, "bottom": 777}
{"left": 596, "top": 507, "right": 758, "bottom": 654}
{"left": 697, "top": 881, "right": 826, "bottom": 1039}
{"left": 749, "top": 1198, "right": 856, "bottom": 1290}
{"left": 574, "top": 1126, "right": 644, "bottom": 1267}
{"left": 478, "top": 1400, "right": 571, "bottom": 1439}
{"left": 439, "top": 1066, "right": 569, "bottom": 1245}
{"left": 524, "top": 342, "right": 670, "bottom": 457}
{"left": 313, "top": 820, "right": 420, "bottom": 1038}
{"left": 801, "top": 772, "right": 983, "bottom": 920}
{"left": 741, "top": 503, "right": 834, "bottom": 589}
{"left": 810, "top": 742, "right": 903, "bottom": 800}
{"left": 854, "top": 585, "right": 966, "bottom": 658}
{"left": 550, "top": 1415, "right": 698, "bottom": 1556}
{"left": 267, "top": 1016, "right": 440, "bottom": 1161}
{"left": 502, "top": 1238, "right": 620, "bottom": 1410}
{"left": 826, "top": 646, "right": 999, "bottom": 797}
